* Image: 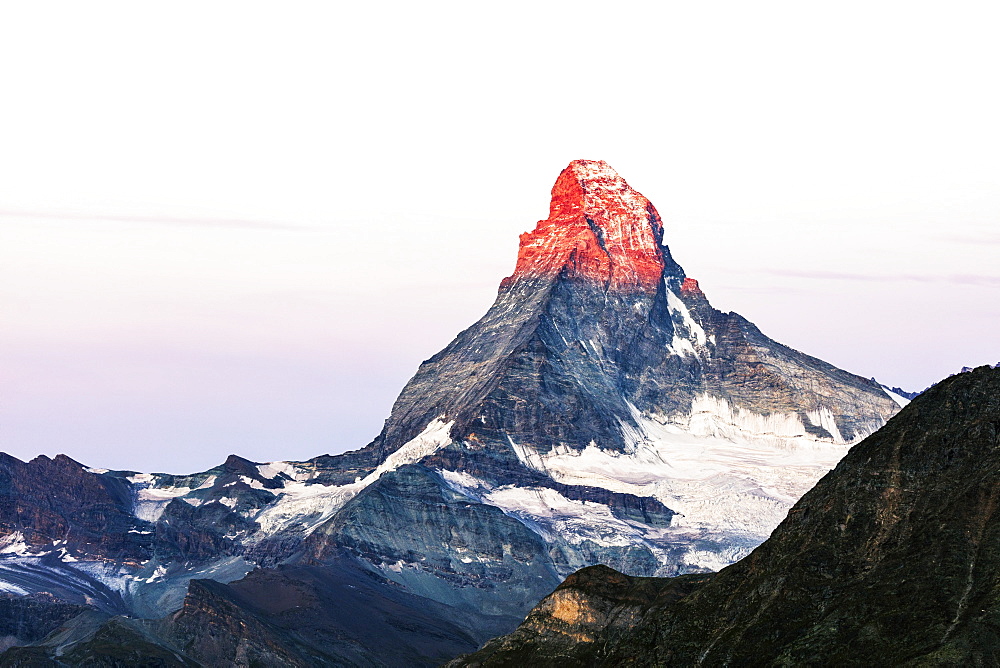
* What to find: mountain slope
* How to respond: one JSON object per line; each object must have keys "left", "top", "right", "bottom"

{"left": 327, "top": 159, "right": 898, "bottom": 581}
{"left": 454, "top": 365, "right": 1000, "bottom": 666}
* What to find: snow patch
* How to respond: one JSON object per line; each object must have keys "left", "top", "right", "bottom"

{"left": 684, "top": 395, "right": 846, "bottom": 445}
{"left": 66, "top": 560, "right": 135, "bottom": 595}
{"left": 546, "top": 409, "right": 849, "bottom": 534}
{"left": 507, "top": 434, "right": 549, "bottom": 471}
{"left": 482, "top": 486, "right": 642, "bottom": 548}
{"left": 252, "top": 418, "right": 454, "bottom": 537}
{"left": 0, "top": 580, "right": 28, "bottom": 595}
{"left": 133, "top": 475, "right": 217, "bottom": 522}
{"left": 438, "top": 469, "right": 483, "bottom": 494}
{"left": 256, "top": 461, "right": 303, "bottom": 481}
{"left": 0, "top": 532, "right": 34, "bottom": 556}
{"left": 238, "top": 475, "right": 268, "bottom": 490}
{"left": 665, "top": 284, "right": 708, "bottom": 356}
{"left": 367, "top": 418, "right": 454, "bottom": 481}
{"left": 251, "top": 480, "right": 360, "bottom": 536}
{"left": 806, "top": 407, "right": 846, "bottom": 442}
{"left": 880, "top": 386, "right": 910, "bottom": 408}
{"left": 502, "top": 395, "right": 862, "bottom": 572}
{"left": 440, "top": 470, "right": 661, "bottom": 550}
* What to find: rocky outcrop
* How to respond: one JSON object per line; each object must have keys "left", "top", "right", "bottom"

{"left": 0, "top": 610, "right": 197, "bottom": 667}
{"left": 304, "top": 464, "right": 560, "bottom": 620}
{"left": 0, "top": 454, "right": 151, "bottom": 564}
{"left": 160, "top": 563, "right": 492, "bottom": 667}
{"left": 500, "top": 159, "right": 670, "bottom": 291}
{"left": 0, "top": 594, "right": 91, "bottom": 654}
{"left": 447, "top": 565, "right": 712, "bottom": 666}
{"left": 7, "top": 560, "right": 501, "bottom": 667}
{"left": 454, "top": 365, "right": 1000, "bottom": 666}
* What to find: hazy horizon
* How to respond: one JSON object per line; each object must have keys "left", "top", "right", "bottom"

{"left": 2, "top": 2, "right": 998, "bottom": 472}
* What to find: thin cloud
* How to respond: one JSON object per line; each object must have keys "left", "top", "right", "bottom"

{"left": 764, "top": 269, "right": 1000, "bottom": 287}
{"left": 0, "top": 208, "right": 306, "bottom": 231}
{"left": 938, "top": 232, "right": 1000, "bottom": 245}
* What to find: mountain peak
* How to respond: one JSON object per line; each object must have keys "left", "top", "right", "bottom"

{"left": 680, "top": 277, "right": 704, "bottom": 297}
{"left": 502, "top": 160, "right": 667, "bottom": 291}
{"left": 547, "top": 159, "right": 623, "bottom": 218}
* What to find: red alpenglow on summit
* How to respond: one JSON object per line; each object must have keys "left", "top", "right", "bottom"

{"left": 502, "top": 160, "right": 667, "bottom": 291}
{"left": 680, "top": 277, "right": 704, "bottom": 297}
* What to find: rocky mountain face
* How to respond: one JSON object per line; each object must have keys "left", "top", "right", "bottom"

{"left": 454, "top": 365, "right": 1000, "bottom": 666}
{"left": 0, "top": 160, "right": 902, "bottom": 664}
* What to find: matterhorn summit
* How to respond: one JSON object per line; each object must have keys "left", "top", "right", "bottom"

{"left": 346, "top": 159, "right": 899, "bottom": 573}
{"left": 501, "top": 159, "right": 668, "bottom": 290}
{"left": 0, "top": 161, "right": 902, "bottom": 664}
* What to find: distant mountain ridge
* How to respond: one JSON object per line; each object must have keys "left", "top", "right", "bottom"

{"left": 0, "top": 160, "right": 902, "bottom": 664}
{"left": 875, "top": 381, "right": 920, "bottom": 401}
{"left": 875, "top": 362, "right": 1000, "bottom": 402}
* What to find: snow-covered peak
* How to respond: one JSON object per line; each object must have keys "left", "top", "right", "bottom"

{"left": 502, "top": 160, "right": 667, "bottom": 291}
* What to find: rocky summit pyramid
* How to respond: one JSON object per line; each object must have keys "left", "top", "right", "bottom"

{"left": 453, "top": 365, "right": 1000, "bottom": 666}
{"left": 0, "top": 161, "right": 902, "bottom": 664}
{"left": 338, "top": 158, "right": 901, "bottom": 575}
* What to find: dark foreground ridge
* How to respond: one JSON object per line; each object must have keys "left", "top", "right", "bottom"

{"left": 453, "top": 365, "right": 1000, "bottom": 666}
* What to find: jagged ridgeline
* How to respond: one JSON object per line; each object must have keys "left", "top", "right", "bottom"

{"left": 0, "top": 161, "right": 900, "bottom": 665}
{"left": 453, "top": 365, "right": 1000, "bottom": 666}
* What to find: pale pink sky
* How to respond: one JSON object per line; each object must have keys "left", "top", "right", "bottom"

{"left": 2, "top": 2, "right": 998, "bottom": 472}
